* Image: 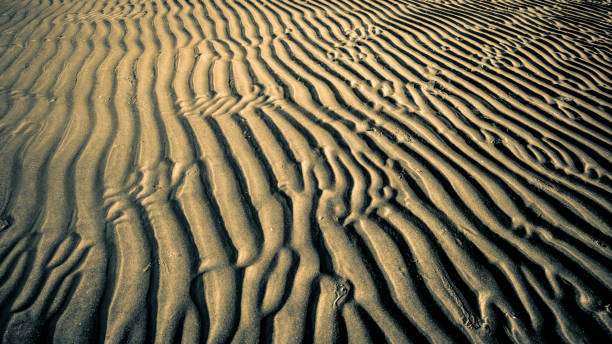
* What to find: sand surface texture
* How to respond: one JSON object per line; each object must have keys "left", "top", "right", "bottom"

{"left": 1, "top": 0, "right": 611, "bottom": 342}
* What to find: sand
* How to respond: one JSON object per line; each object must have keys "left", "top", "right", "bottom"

{"left": 0, "top": 0, "right": 611, "bottom": 342}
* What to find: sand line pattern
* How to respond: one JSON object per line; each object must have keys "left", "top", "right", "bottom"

{"left": 0, "top": 0, "right": 611, "bottom": 342}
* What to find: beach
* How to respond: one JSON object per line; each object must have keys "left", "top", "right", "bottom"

{"left": 0, "top": 0, "right": 611, "bottom": 342}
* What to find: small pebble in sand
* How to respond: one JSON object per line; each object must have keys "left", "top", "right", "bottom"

{"left": 0, "top": 217, "right": 11, "bottom": 231}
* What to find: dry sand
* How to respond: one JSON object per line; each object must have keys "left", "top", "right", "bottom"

{"left": 0, "top": 0, "right": 611, "bottom": 342}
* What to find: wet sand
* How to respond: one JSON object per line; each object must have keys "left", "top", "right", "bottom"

{"left": 0, "top": 0, "right": 611, "bottom": 342}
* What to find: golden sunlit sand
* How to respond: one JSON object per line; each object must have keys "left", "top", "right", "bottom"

{"left": 0, "top": 0, "right": 611, "bottom": 342}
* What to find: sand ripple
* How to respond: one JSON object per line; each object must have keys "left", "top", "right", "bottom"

{"left": 0, "top": 0, "right": 611, "bottom": 342}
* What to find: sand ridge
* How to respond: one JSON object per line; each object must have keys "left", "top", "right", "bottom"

{"left": 0, "top": 0, "right": 611, "bottom": 342}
